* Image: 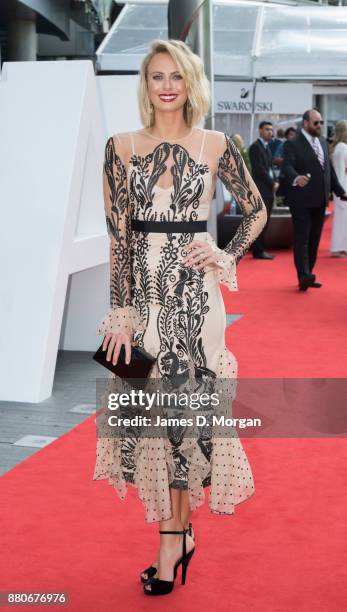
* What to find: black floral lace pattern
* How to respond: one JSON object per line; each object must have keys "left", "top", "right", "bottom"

{"left": 129, "top": 142, "right": 210, "bottom": 221}
{"left": 103, "top": 136, "right": 132, "bottom": 310}
{"left": 217, "top": 134, "right": 267, "bottom": 264}
{"left": 94, "top": 130, "right": 264, "bottom": 521}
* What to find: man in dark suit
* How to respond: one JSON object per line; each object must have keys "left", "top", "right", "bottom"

{"left": 249, "top": 121, "right": 279, "bottom": 259}
{"left": 282, "top": 109, "right": 347, "bottom": 291}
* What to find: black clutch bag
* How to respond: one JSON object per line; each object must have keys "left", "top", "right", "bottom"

{"left": 92, "top": 338, "right": 157, "bottom": 389}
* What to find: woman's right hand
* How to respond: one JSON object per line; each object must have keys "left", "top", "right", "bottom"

{"left": 102, "top": 331, "right": 132, "bottom": 365}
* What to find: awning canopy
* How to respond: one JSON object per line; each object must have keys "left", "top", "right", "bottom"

{"left": 96, "top": 0, "right": 347, "bottom": 80}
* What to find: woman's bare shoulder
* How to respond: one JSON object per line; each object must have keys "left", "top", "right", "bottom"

{"left": 107, "top": 131, "right": 130, "bottom": 143}
{"left": 106, "top": 132, "right": 133, "bottom": 157}
{"left": 203, "top": 128, "right": 229, "bottom": 156}
{"left": 204, "top": 128, "right": 227, "bottom": 141}
{"left": 205, "top": 129, "right": 226, "bottom": 149}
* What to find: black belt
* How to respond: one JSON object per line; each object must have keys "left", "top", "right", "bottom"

{"left": 131, "top": 219, "right": 207, "bottom": 233}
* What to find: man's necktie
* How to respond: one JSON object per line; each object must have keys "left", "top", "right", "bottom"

{"left": 311, "top": 137, "right": 325, "bottom": 168}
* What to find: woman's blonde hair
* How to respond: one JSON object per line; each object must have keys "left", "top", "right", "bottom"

{"left": 331, "top": 120, "right": 347, "bottom": 151}
{"left": 138, "top": 39, "right": 211, "bottom": 128}
{"left": 231, "top": 134, "right": 244, "bottom": 151}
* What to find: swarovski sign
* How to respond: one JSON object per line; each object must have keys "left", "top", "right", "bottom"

{"left": 215, "top": 82, "right": 313, "bottom": 115}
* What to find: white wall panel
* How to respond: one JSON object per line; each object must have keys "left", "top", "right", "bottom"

{"left": 0, "top": 60, "right": 107, "bottom": 402}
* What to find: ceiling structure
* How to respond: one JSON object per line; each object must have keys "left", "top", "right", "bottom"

{"left": 96, "top": 0, "right": 347, "bottom": 80}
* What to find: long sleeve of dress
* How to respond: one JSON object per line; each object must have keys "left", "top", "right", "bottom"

{"left": 206, "top": 132, "right": 268, "bottom": 291}
{"left": 97, "top": 135, "right": 145, "bottom": 337}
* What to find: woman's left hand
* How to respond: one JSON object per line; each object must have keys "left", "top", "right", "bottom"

{"left": 183, "top": 240, "right": 220, "bottom": 270}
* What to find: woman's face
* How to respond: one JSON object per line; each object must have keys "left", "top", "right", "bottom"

{"left": 146, "top": 52, "right": 188, "bottom": 116}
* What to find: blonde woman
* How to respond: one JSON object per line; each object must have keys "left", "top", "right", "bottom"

{"left": 231, "top": 133, "right": 252, "bottom": 173}
{"left": 330, "top": 120, "right": 347, "bottom": 257}
{"left": 93, "top": 39, "right": 267, "bottom": 596}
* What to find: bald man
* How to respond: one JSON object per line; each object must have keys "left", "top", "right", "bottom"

{"left": 282, "top": 109, "right": 347, "bottom": 291}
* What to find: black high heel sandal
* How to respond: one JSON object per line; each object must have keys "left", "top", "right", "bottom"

{"left": 143, "top": 527, "right": 195, "bottom": 596}
{"left": 140, "top": 522, "right": 194, "bottom": 584}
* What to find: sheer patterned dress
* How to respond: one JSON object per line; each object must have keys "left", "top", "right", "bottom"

{"left": 93, "top": 126, "right": 267, "bottom": 523}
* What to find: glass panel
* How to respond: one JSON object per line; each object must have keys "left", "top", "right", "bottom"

{"left": 214, "top": 5, "right": 258, "bottom": 31}
{"left": 310, "top": 30, "right": 347, "bottom": 54}
{"left": 260, "top": 29, "right": 347, "bottom": 58}
{"left": 103, "top": 29, "right": 168, "bottom": 54}
{"left": 118, "top": 5, "right": 168, "bottom": 29}
{"left": 262, "top": 7, "right": 309, "bottom": 31}
{"left": 309, "top": 7, "right": 347, "bottom": 29}
{"left": 102, "top": 4, "right": 168, "bottom": 55}
{"left": 214, "top": 30, "right": 254, "bottom": 56}
{"left": 260, "top": 30, "right": 309, "bottom": 56}
{"left": 97, "top": 2, "right": 347, "bottom": 78}
{"left": 327, "top": 95, "right": 347, "bottom": 123}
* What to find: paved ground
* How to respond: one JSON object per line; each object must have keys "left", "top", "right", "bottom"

{"left": 0, "top": 315, "right": 241, "bottom": 476}
{"left": 0, "top": 350, "right": 98, "bottom": 476}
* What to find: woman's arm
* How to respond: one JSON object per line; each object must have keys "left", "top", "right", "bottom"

{"left": 206, "top": 132, "right": 268, "bottom": 291}
{"left": 97, "top": 135, "right": 144, "bottom": 343}
{"left": 332, "top": 143, "right": 347, "bottom": 190}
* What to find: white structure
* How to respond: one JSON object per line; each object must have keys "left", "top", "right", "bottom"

{"left": 3, "top": 0, "right": 346, "bottom": 403}
{"left": 0, "top": 61, "right": 217, "bottom": 403}
{"left": 96, "top": 0, "right": 347, "bottom": 79}
{"left": 0, "top": 61, "right": 142, "bottom": 402}
{"left": 96, "top": 0, "right": 347, "bottom": 142}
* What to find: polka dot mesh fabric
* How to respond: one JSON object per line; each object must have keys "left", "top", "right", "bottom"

{"left": 96, "top": 305, "right": 146, "bottom": 338}
{"left": 92, "top": 127, "right": 267, "bottom": 522}
{"left": 205, "top": 233, "right": 238, "bottom": 292}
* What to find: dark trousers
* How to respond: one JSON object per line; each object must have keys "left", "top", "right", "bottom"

{"left": 289, "top": 204, "right": 326, "bottom": 280}
{"left": 251, "top": 196, "right": 274, "bottom": 256}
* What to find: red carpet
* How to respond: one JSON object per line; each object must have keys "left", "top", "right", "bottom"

{"left": 225, "top": 203, "right": 347, "bottom": 378}
{"left": 1, "top": 208, "right": 347, "bottom": 611}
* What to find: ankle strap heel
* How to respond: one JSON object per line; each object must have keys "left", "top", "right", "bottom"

{"left": 143, "top": 528, "right": 195, "bottom": 595}
{"left": 159, "top": 529, "right": 191, "bottom": 585}
{"left": 159, "top": 529, "right": 187, "bottom": 561}
{"left": 141, "top": 527, "right": 193, "bottom": 585}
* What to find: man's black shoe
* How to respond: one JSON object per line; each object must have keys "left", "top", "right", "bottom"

{"left": 298, "top": 273, "right": 315, "bottom": 291}
{"left": 253, "top": 251, "right": 274, "bottom": 260}
{"left": 307, "top": 273, "right": 322, "bottom": 288}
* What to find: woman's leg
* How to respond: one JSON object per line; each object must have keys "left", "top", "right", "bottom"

{"left": 141, "top": 488, "right": 182, "bottom": 581}
{"left": 180, "top": 489, "right": 193, "bottom": 532}
{"left": 144, "top": 487, "right": 195, "bottom": 590}
{"left": 141, "top": 488, "right": 194, "bottom": 581}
